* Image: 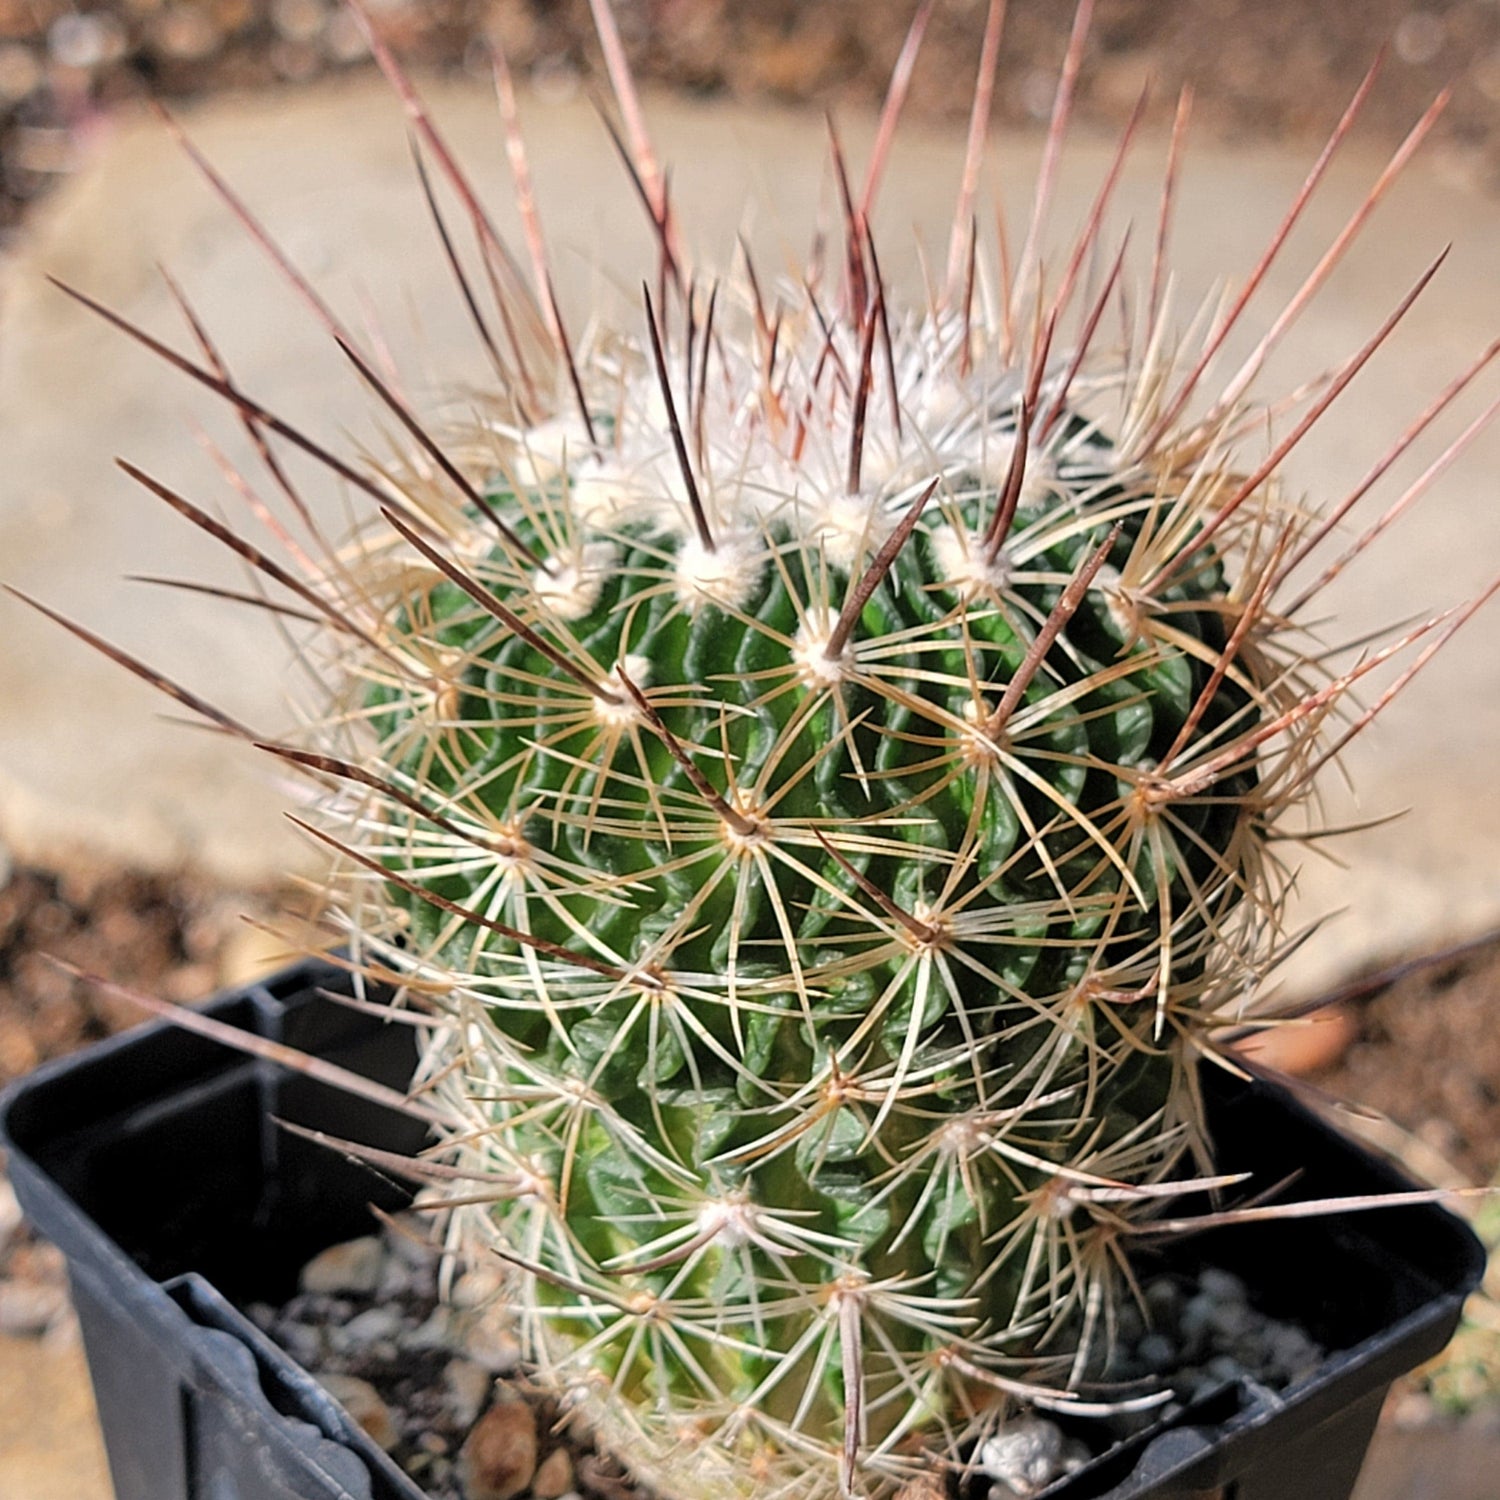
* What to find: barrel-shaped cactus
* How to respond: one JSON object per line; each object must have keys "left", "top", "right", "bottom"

{"left": 321, "top": 263, "right": 1295, "bottom": 1494}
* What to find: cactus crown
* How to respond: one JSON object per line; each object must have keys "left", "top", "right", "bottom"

{"left": 27, "top": 2, "right": 1500, "bottom": 1497}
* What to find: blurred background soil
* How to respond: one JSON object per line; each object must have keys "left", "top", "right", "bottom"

{"left": 1312, "top": 936, "right": 1500, "bottom": 1187}
{"left": 1, "top": 0, "right": 1499, "bottom": 242}
{"left": 0, "top": 863, "right": 289, "bottom": 1085}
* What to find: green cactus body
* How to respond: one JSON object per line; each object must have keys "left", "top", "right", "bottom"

{"left": 341, "top": 310, "right": 1272, "bottom": 1495}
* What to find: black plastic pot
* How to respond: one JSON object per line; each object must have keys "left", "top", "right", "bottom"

{"left": 0, "top": 959, "right": 1485, "bottom": 1500}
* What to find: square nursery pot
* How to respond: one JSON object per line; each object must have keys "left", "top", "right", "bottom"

{"left": 0, "top": 958, "right": 1485, "bottom": 1500}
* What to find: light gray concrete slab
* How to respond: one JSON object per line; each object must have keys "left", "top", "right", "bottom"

{"left": 0, "top": 1331, "right": 112, "bottom": 1500}
{"left": 1, "top": 74, "right": 1497, "bottom": 997}
{"left": 1354, "top": 1421, "right": 1500, "bottom": 1500}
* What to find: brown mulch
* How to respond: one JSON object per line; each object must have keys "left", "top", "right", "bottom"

{"left": 0, "top": 862, "right": 282, "bottom": 1084}
{"left": 1309, "top": 934, "right": 1500, "bottom": 1186}
{"left": 2, "top": 1, "right": 1499, "bottom": 244}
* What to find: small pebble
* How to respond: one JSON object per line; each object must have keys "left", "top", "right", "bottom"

{"left": 376, "top": 1257, "right": 413, "bottom": 1300}
{"left": 1198, "top": 1268, "right": 1246, "bottom": 1303}
{"left": 1395, "top": 12, "right": 1446, "bottom": 66}
{"left": 299, "top": 1236, "right": 385, "bottom": 1296}
{"left": 461, "top": 1311, "right": 524, "bottom": 1374}
{"left": 532, "top": 1446, "right": 575, "bottom": 1499}
{"left": 5, "top": 1239, "right": 63, "bottom": 1284}
{"left": 1209, "top": 1300, "right": 1252, "bottom": 1340}
{"left": 1179, "top": 1293, "right": 1216, "bottom": 1353}
{"left": 243, "top": 1300, "right": 277, "bottom": 1332}
{"left": 1266, "top": 1324, "right": 1321, "bottom": 1381}
{"left": 0, "top": 1280, "right": 67, "bottom": 1337}
{"left": 270, "top": 0, "right": 327, "bottom": 44}
{"left": 1232, "top": 1007, "right": 1356, "bottom": 1075}
{"left": 1388, "top": 1388, "right": 1437, "bottom": 1429}
{"left": 401, "top": 1305, "right": 456, "bottom": 1353}
{"left": 445, "top": 1356, "right": 495, "bottom": 1430}
{"left": 340, "top": 1305, "right": 403, "bottom": 1345}
{"left": 385, "top": 1216, "right": 442, "bottom": 1269}
{"left": 316, "top": 1372, "right": 399, "bottom": 1452}
{"left": 979, "top": 1416, "right": 1069, "bottom": 1496}
{"left": 0, "top": 44, "right": 40, "bottom": 105}
{"left": 1143, "top": 1277, "right": 1181, "bottom": 1321}
{"left": 324, "top": 9, "right": 368, "bottom": 62}
{"left": 457, "top": 1397, "right": 539, "bottom": 1500}
{"left": 150, "top": 5, "right": 221, "bottom": 60}
{"left": 275, "top": 1320, "right": 325, "bottom": 1367}
{"left": 0, "top": 1178, "right": 23, "bottom": 1250}
{"left": 281, "top": 1293, "right": 349, "bottom": 1323}
{"left": 47, "top": 12, "right": 126, "bottom": 70}
{"left": 1113, "top": 1301, "right": 1144, "bottom": 1344}
{"left": 1136, "top": 1332, "right": 1175, "bottom": 1372}
{"left": 452, "top": 1263, "right": 506, "bottom": 1309}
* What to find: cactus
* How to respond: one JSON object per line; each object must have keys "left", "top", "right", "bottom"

{"left": 344, "top": 239, "right": 1282, "bottom": 1463}
{"left": 347, "top": 316, "right": 1272, "bottom": 1493}
{"left": 21, "top": 2, "right": 1500, "bottom": 1498}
